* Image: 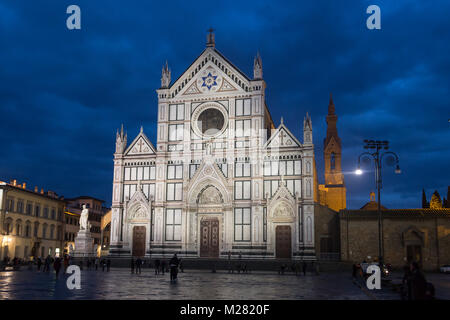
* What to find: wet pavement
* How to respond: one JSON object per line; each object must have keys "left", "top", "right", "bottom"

{"left": 0, "top": 268, "right": 402, "bottom": 300}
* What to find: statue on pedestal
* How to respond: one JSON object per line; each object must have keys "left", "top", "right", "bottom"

{"left": 79, "top": 204, "right": 90, "bottom": 231}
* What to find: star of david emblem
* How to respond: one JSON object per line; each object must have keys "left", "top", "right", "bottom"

{"left": 201, "top": 72, "right": 218, "bottom": 90}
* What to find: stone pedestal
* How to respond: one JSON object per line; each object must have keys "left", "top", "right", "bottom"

{"left": 73, "top": 230, "right": 94, "bottom": 257}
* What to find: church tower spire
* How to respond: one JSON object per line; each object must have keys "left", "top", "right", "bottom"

{"left": 253, "top": 51, "right": 263, "bottom": 79}
{"left": 161, "top": 61, "right": 171, "bottom": 88}
{"left": 322, "top": 93, "right": 346, "bottom": 211}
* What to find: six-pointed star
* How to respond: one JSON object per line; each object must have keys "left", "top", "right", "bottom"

{"left": 201, "top": 72, "right": 218, "bottom": 90}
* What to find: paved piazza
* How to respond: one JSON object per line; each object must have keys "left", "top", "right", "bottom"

{"left": 0, "top": 268, "right": 406, "bottom": 300}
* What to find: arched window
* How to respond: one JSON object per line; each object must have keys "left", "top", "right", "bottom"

{"left": 34, "top": 222, "right": 39, "bottom": 237}
{"left": 50, "top": 225, "right": 55, "bottom": 239}
{"left": 25, "top": 222, "right": 31, "bottom": 238}
{"left": 42, "top": 223, "right": 48, "bottom": 238}
{"left": 330, "top": 152, "right": 336, "bottom": 170}
{"left": 4, "top": 218, "right": 13, "bottom": 235}
{"left": 15, "top": 219, "right": 22, "bottom": 236}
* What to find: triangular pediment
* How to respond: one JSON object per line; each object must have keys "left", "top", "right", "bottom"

{"left": 126, "top": 184, "right": 151, "bottom": 220}
{"left": 264, "top": 124, "right": 302, "bottom": 149}
{"left": 187, "top": 157, "right": 230, "bottom": 205}
{"left": 324, "top": 135, "right": 340, "bottom": 152}
{"left": 124, "top": 130, "right": 156, "bottom": 156}
{"left": 170, "top": 48, "right": 250, "bottom": 98}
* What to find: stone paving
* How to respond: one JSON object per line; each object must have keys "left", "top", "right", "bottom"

{"left": 0, "top": 267, "right": 403, "bottom": 300}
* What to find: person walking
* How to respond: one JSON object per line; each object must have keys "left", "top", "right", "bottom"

{"left": 179, "top": 259, "right": 184, "bottom": 273}
{"left": 106, "top": 259, "right": 111, "bottom": 272}
{"left": 53, "top": 257, "right": 62, "bottom": 279}
{"left": 95, "top": 257, "right": 99, "bottom": 271}
{"left": 161, "top": 260, "right": 166, "bottom": 275}
{"left": 169, "top": 254, "right": 180, "bottom": 282}
{"left": 154, "top": 259, "right": 160, "bottom": 275}
{"left": 135, "top": 257, "right": 142, "bottom": 274}
{"left": 302, "top": 261, "right": 307, "bottom": 276}
{"left": 37, "top": 257, "right": 42, "bottom": 272}
{"left": 101, "top": 259, "right": 106, "bottom": 272}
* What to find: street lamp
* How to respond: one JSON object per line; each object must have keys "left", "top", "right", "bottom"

{"left": 356, "top": 140, "right": 401, "bottom": 269}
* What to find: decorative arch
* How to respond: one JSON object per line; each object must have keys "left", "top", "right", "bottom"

{"left": 197, "top": 185, "right": 223, "bottom": 205}
{"left": 188, "top": 175, "right": 230, "bottom": 206}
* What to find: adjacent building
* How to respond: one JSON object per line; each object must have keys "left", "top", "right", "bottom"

{"left": 340, "top": 192, "right": 450, "bottom": 270}
{"left": 0, "top": 180, "right": 65, "bottom": 260}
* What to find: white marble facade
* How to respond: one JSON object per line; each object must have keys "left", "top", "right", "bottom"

{"left": 109, "top": 33, "right": 316, "bottom": 260}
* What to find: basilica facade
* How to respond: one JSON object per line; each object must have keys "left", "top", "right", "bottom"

{"left": 109, "top": 32, "right": 317, "bottom": 260}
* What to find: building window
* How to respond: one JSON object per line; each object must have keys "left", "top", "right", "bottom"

{"left": 26, "top": 203, "right": 32, "bottom": 215}
{"left": 190, "top": 164, "right": 200, "bottom": 178}
{"left": 235, "top": 162, "right": 251, "bottom": 177}
{"left": 6, "top": 198, "right": 14, "bottom": 212}
{"left": 123, "top": 184, "right": 137, "bottom": 201}
{"left": 35, "top": 205, "right": 40, "bottom": 217}
{"left": 218, "top": 163, "right": 228, "bottom": 177}
{"left": 167, "top": 164, "right": 183, "bottom": 180}
{"left": 165, "top": 209, "right": 182, "bottom": 241}
{"left": 51, "top": 209, "right": 56, "bottom": 220}
{"left": 169, "top": 104, "right": 184, "bottom": 121}
{"left": 234, "top": 208, "right": 251, "bottom": 241}
{"left": 263, "top": 180, "right": 280, "bottom": 198}
{"left": 142, "top": 184, "right": 156, "bottom": 201}
{"left": 298, "top": 206, "right": 303, "bottom": 242}
{"left": 168, "top": 124, "right": 184, "bottom": 141}
{"left": 285, "top": 179, "right": 302, "bottom": 197}
{"left": 235, "top": 120, "right": 251, "bottom": 137}
{"left": 235, "top": 99, "right": 251, "bottom": 116}
{"left": 264, "top": 160, "right": 301, "bottom": 176}
{"left": 50, "top": 225, "right": 55, "bottom": 239}
{"left": 125, "top": 166, "right": 156, "bottom": 181}
{"left": 17, "top": 200, "right": 24, "bottom": 213}
{"left": 166, "top": 183, "right": 183, "bottom": 201}
{"left": 43, "top": 207, "right": 48, "bottom": 218}
{"left": 25, "top": 224, "right": 31, "bottom": 238}
{"left": 235, "top": 181, "right": 251, "bottom": 200}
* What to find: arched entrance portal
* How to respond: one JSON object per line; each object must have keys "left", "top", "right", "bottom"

{"left": 276, "top": 225, "right": 291, "bottom": 259}
{"left": 132, "top": 226, "right": 146, "bottom": 257}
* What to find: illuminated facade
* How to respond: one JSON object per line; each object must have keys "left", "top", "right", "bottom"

{"left": 0, "top": 180, "right": 65, "bottom": 260}
{"left": 109, "top": 32, "right": 316, "bottom": 260}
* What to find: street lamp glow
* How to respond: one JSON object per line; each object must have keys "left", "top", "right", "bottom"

{"left": 355, "top": 169, "right": 362, "bottom": 175}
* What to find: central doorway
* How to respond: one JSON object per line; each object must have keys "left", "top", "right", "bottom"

{"left": 276, "top": 225, "right": 292, "bottom": 259}
{"left": 200, "top": 217, "right": 219, "bottom": 258}
{"left": 132, "top": 226, "right": 146, "bottom": 257}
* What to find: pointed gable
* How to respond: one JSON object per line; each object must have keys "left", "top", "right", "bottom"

{"left": 124, "top": 130, "right": 156, "bottom": 156}
{"left": 265, "top": 123, "right": 302, "bottom": 149}
{"left": 170, "top": 48, "right": 250, "bottom": 98}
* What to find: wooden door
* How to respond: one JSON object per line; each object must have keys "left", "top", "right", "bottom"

{"left": 132, "top": 226, "right": 146, "bottom": 257}
{"left": 200, "top": 218, "right": 219, "bottom": 258}
{"left": 276, "top": 225, "right": 291, "bottom": 259}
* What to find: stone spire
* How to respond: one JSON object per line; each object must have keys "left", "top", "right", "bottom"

{"left": 303, "top": 112, "right": 313, "bottom": 144}
{"left": 328, "top": 93, "right": 335, "bottom": 115}
{"left": 161, "top": 61, "right": 171, "bottom": 88}
{"left": 115, "top": 124, "right": 127, "bottom": 154}
{"left": 253, "top": 51, "right": 263, "bottom": 79}
{"left": 206, "top": 28, "right": 215, "bottom": 48}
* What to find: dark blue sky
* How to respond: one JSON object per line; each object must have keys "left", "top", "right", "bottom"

{"left": 1, "top": 0, "right": 449, "bottom": 209}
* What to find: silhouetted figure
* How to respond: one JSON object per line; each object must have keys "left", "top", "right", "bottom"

{"left": 106, "top": 259, "right": 111, "bottom": 272}
{"left": 154, "top": 259, "right": 160, "bottom": 275}
{"left": 410, "top": 262, "right": 427, "bottom": 300}
{"left": 53, "top": 257, "right": 62, "bottom": 279}
{"left": 95, "top": 258, "right": 99, "bottom": 271}
{"left": 37, "top": 257, "right": 42, "bottom": 271}
{"left": 161, "top": 260, "right": 166, "bottom": 275}
{"left": 302, "top": 261, "right": 307, "bottom": 276}
{"left": 169, "top": 254, "right": 180, "bottom": 281}
{"left": 135, "top": 257, "right": 142, "bottom": 274}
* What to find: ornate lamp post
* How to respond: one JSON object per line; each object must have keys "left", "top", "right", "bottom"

{"left": 355, "top": 140, "right": 401, "bottom": 269}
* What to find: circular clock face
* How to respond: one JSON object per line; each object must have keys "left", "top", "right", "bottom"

{"left": 197, "top": 108, "right": 225, "bottom": 136}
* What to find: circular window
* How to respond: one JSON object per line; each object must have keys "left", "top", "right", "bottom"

{"left": 197, "top": 108, "right": 225, "bottom": 136}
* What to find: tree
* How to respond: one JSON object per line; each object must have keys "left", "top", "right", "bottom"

{"left": 422, "top": 189, "right": 429, "bottom": 208}
{"left": 430, "top": 190, "right": 443, "bottom": 209}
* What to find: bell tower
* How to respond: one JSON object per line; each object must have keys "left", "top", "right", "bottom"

{"left": 321, "top": 93, "right": 346, "bottom": 211}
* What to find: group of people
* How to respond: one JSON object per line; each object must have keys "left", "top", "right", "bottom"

{"left": 78, "top": 258, "right": 111, "bottom": 272}
{"left": 279, "top": 261, "right": 319, "bottom": 276}
{"left": 131, "top": 254, "right": 182, "bottom": 281}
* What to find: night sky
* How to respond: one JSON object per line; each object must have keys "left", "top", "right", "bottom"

{"left": 1, "top": 1, "right": 449, "bottom": 209}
